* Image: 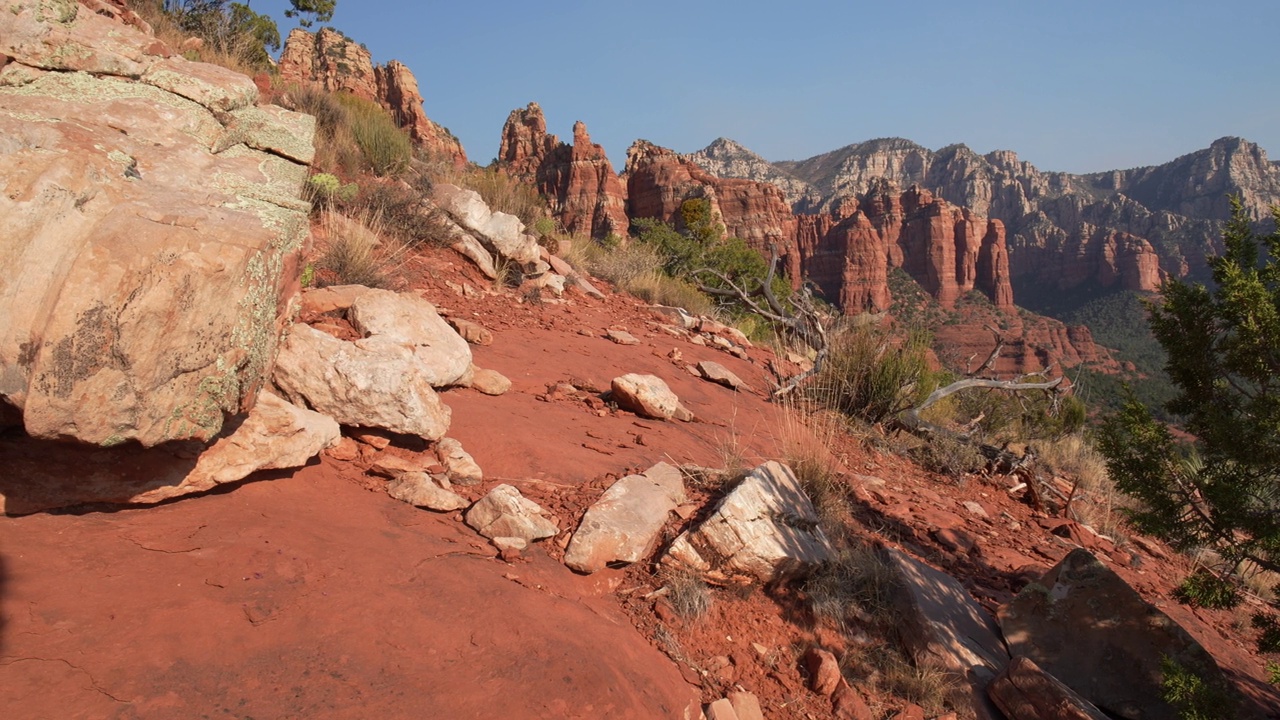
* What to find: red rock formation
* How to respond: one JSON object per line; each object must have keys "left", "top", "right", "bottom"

{"left": 625, "top": 140, "right": 800, "bottom": 280}
{"left": 279, "top": 28, "right": 466, "bottom": 167}
{"left": 374, "top": 60, "right": 465, "bottom": 167}
{"left": 498, "top": 102, "right": 557, "bottom": 178}
{"left": 791, "top": 183, "right": 1016, "bottom": 314}
{"left": 496, "top": 104, "right": 629, "bottom": 239}
{"left": 977, "top": 220, "right": 1015, "bottom": 309}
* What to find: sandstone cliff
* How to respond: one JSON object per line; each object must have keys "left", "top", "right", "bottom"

{"left": 498, "top": 102, "right": 628, "bottom": 239}
{"left": 698, "top": 135, "right": 1280, "bottom": 296}
{"left": 0, "top": 0, "right": 314, "bottom": 445}
{"left": 279, "top": 27, "right": 466, "bottom": 167}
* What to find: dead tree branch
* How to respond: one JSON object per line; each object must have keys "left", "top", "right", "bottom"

{"left": 694, "top": 245, "right": 829, "bottom": 399}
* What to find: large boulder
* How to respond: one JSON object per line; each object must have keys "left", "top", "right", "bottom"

{"left": 0, "top": 2, "right": 313, "bottom": 446}
{"left": 272, "top": 324, "right": 451, "bottom": 440}
{"left": 432, "top": 183, "right": 543, "bottom": 268}
{"left": 882, "top": 548, "right": 1009, "bottom": 677}
{"left": 611, "top": 374, "right": 694, "bottom": 422}
{"left": 998, "top": 549, "right": 1230, "bottom": 720}
{"left": 347, "top": 289, "right": 472, "bottom": 388}
{"left": 665, "top": 461, "right": 833, "bottom": 582}
{"left": 564, "top": 462, "right": 686, "bottom": 574}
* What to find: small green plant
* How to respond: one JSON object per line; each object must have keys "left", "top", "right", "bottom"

{"left": 807, "top": 324, "right": 936, "bottom": 425}
{"left": 1174, "top": 569, "right": 1242, "bottom": 610}
{"left": 1160, "top": 656, "right": 1238, "bottom": 720}
{"left": 1253, "top": 612, "right": 1280, "bottom": 653}
{"left": 1267, "top": 661, "right": 1280, "bottom": 686}
{"left": 300, "top": 263, "right": 315, "bottom": 289}
{"left": 306, "top": 172, "right": 358, "bottom": 208}
{"left": 315, "top": 211, "right": 409, "bottom": 289}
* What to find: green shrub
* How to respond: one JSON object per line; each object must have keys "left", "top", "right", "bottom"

{"left": 1160, "top": 656, "right": 1238, "bottom": 720}
{"left": 306, "top": 172, "right": 358, "bottom": 209}
{"left": 1267, "top": 661, "right": 1279, "bottom": 686}
{"left": 1174, "top": 570, "right": 1242, "bottom": 610}
{"left": 1253, "top": 612, "right": 1280, "bottom": 653}
{"left": 808, "top": 324, "right": 936, "bottom": 425}
{"left": 344, "top": 180, "right": 452, "bottom": 248}
{"left": 315, "top": 211, "right": 408, "bottom": 289}
{"left": 333, "top": 93, "right": 412, "bottom": 177}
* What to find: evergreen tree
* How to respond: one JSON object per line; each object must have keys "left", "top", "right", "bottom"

{"left": 1099, "top": 196, "right": 1280, "bottom": 575}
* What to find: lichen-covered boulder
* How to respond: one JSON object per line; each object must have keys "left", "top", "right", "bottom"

{"left": 0, "top": 1, "right": 315, "bottom": 446}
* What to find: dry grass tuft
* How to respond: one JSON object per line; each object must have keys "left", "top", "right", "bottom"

{"left": 314, "top": 210, "right": 411, "bottom": 289}
{"left": 662, "top": 567, "right": 712, "bottom": 620}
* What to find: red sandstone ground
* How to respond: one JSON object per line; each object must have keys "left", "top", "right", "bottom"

{"left": 2, "top": 246, "right": 1278, "bottom": 719}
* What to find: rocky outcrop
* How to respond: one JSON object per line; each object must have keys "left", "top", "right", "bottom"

{"left": 686, "top": 137, "right": 822, "bottom": 208}
{"left": 664, "top": 461, "right": 834, "bottom": 583}
{"left": 626, "top": 140, "right": 802, "bottom": 282}
{"left": 432, "top": 183, "right": 546, "bottom": 272}
{"left": 272, "top": 324, "right": 453, "bottom": 440}
{"left": 794, "top": 184, "right": 1015, "bottom": 313}
{"left": 999, "top": 549, "right": 1230, "bottom": 720}
{"left": 498, "top": 101, "right": 557, "bottom": 177}
{"left": 497, "top": 103, "right": 628, "bottom": 239}
{"left": 625, "top": 140, "right": 1014, "bottom": 314}
{"left": 278, "top": 28, "right": 466, "bottom": 166}
{"left": 987, "top": 656, "right": 1110, "bottom": 720}
{"left": 0, "top": 0, "right": 314, "bottom": 446}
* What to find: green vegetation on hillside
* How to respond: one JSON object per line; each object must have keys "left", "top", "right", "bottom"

{"left": 1100, "top": 197, "right": 1280, "bottom": 593}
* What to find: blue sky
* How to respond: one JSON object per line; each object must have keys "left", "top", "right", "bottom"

{"left": 251, "top": 0, "right": 1279, "bottom": 174}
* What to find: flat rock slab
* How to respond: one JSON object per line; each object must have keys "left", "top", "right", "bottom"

{"left": 882, "top": 547, "right": 1008, "bottom": 677}
{"left": 564, "top": 462, "right": 686, "bottom": 574}
{"left": 988, "top": 656, "right": 1110, "bottom": 720}
{"left": 611, "top": 373, "right": 693, "bottom": 422}
{"left": 665, "top": 461, "right": 833, "bottom": 582}
{"left": 607, "top": 329, "right": 641, "bottom": 346}
{"left": 697, "top": 361, "right": 749, "bottom": 392}
{"left": 347, "top": 289, "right": 472, "bottom": 388}
{"left": 465, "top": 484, "right": 558, "bottom": 542}
{"left": 998, "top": 548, "right": 1229, "bottom": 720}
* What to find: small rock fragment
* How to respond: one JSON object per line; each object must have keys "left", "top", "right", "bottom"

{"left": 448, "top": 317, "right": 494, "bottom": 345}
{"left": 469, "top": 367, "right": 512, "bottom": 396}
{"left": 386, "top": 472, "right": 468, "bottom": 512}
{"left": 697, "top": 360, "right": 749, "bottom": 391}
{"left": 607, "top": 328, "right": 641, "bottom": 346}
{"left": 436, "top": 437, "right": 483, "bottom": 486}
{"left": 465, "top": 484, "right": 558, "bottom": 542}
